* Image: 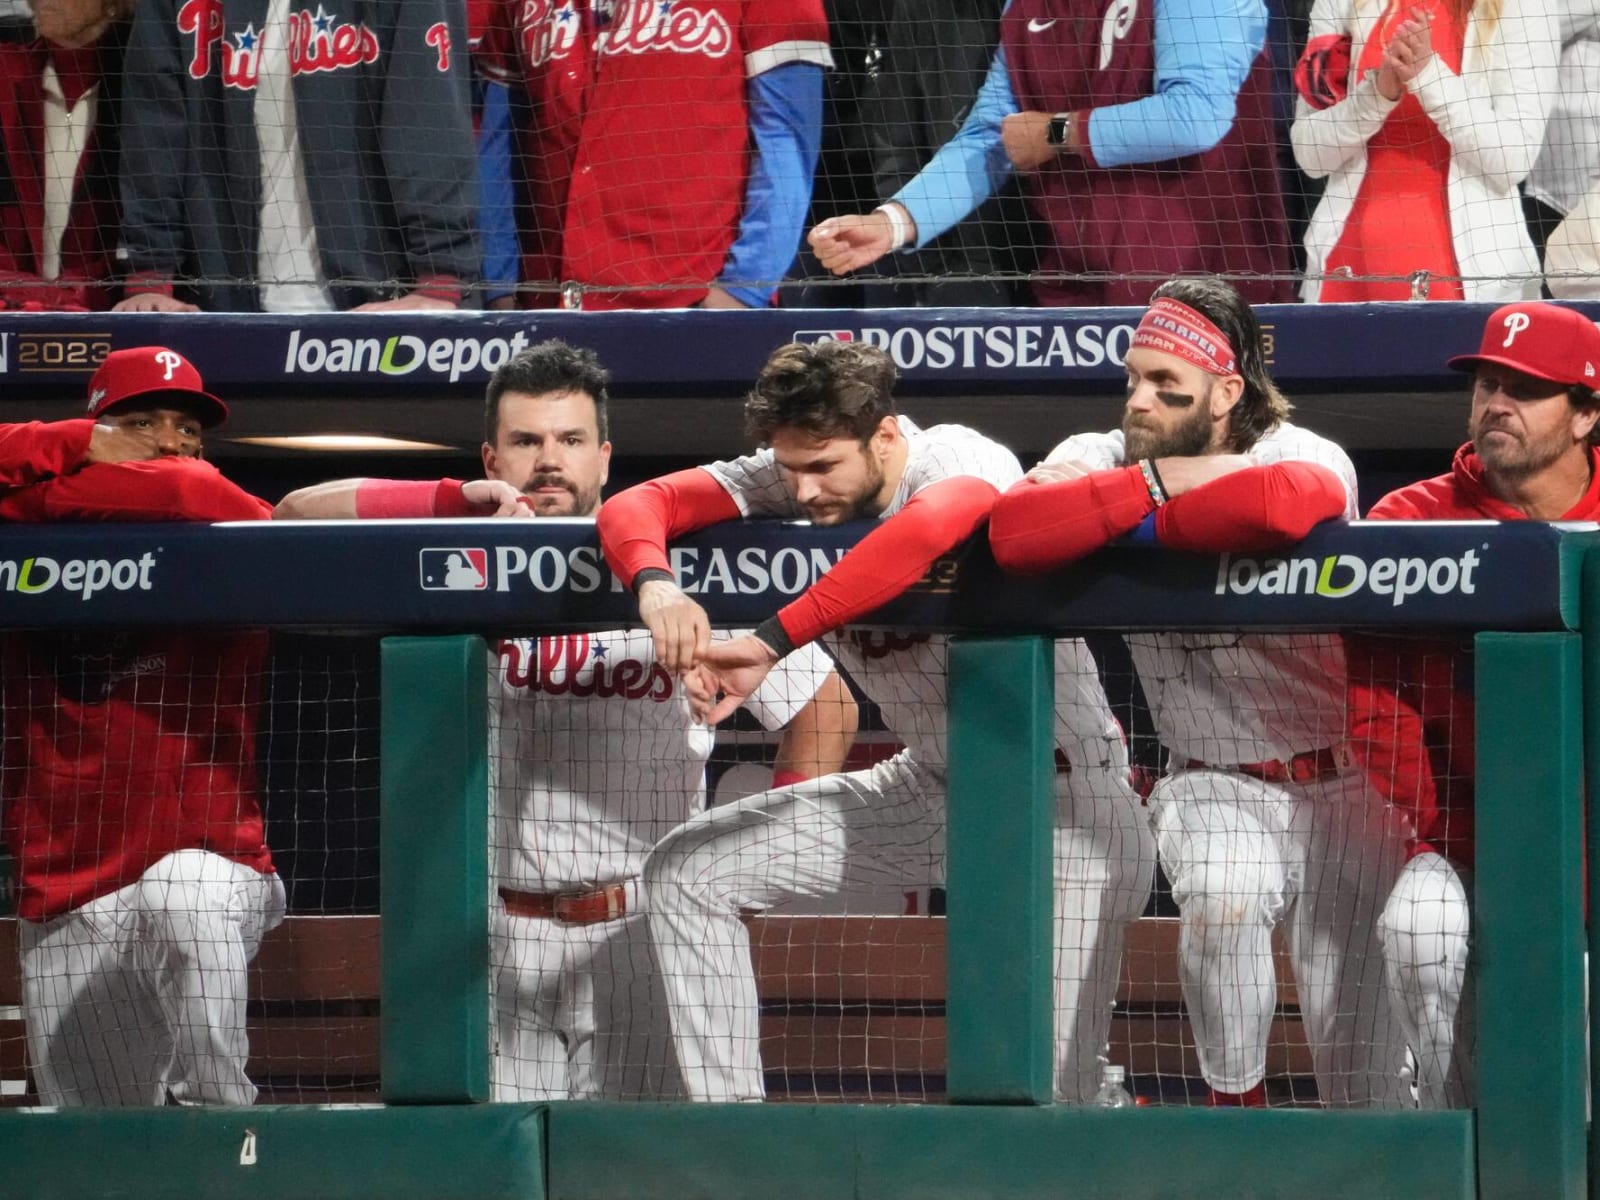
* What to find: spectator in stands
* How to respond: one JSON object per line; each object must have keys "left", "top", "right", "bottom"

{"left": 1545, "top": 179, "right": 1600, "bottom": 296}
{"left": 274, "top": 340, "right": 856, "bottom": 1100}
{"left": 0, "top": 0, "right": 127, "bottom": 310}
{"left": 806, "top": 0, "right": 1294, "bottom": 306}
{"left": 1348, "top": 302, "right": 1600, "bottom": 1108}
{"left": 0, "top": 347, "right": 285, "bottom": 1107}
{"left": 473, "top": 0, "right": 832, "bottom": 310}
{"left": 858, "top": 0, "right": 1035, "bottom": 306}
{"left": 597, "top": 340, "right": 1152, "bottom": 1104}
{"left": 1523, "top": 14, "right": 1600, "bottom": 272}
{"left": 989, "top": 277, "right": 1408, "bottom": 1107}
{"left": 112, "top": 0, "right": 479, "bottom": 313}
{"left": 467, "top": 0, "right": 517, "bottom": 309}
{"left": 1289, "top": 0, "right": 1561, "bottom": 301}
{"left": 1528, "top": 0, "right": 1600, "bottom": 297}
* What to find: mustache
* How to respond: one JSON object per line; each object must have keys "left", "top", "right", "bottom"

{"left": 523, "top": 473, "right": 577, "bottom": 495}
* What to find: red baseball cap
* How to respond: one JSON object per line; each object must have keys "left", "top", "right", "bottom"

{"left": 86, "top": 347, "right": 229, "bottom": 428}
{"left": 1447, "top": 302, "right": 1600, "bottom": 389}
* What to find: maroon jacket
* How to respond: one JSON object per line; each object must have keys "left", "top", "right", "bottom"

{"left": 1000, "top": 0, "right": 1292, "bottom": 306}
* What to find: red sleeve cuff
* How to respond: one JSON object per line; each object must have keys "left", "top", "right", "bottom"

{"left": 124, "top": 272, "right": 174, "bottom": 298}
{"left": 355, "top": 478, "right": 467, "bottom": 519}
{"left": 412, "top": 275, "right": 463, "bottom": 306}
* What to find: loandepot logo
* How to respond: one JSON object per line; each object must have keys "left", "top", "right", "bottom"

{"left": 284, "top": 329, "right": 536, "bottom": 383}
{"left": 0, "top": 552, "right": 158, "bottom": 599}
{"left": 1215, "top": 548, "right": 1482, "bottom": 606}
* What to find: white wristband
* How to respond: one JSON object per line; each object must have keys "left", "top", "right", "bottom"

{"left": 873, "top": 203, "right": 910, "bottom": 252}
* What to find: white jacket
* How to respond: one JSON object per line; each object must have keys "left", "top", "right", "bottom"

{"left": 1290, "top": 0, "right": 1562, "bottom": 302}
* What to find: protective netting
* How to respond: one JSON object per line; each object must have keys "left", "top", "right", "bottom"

{"left": 483, "top": 622, "right": 1471, "bottom": 1109}
{"left": 2, "top": 0, "right": 1593, "bottom": 312}
{"left": 0, "top": 620, "right": 1471, "bottom": 1109}
{"left": 0, "top": 631, "right": 382, "bottom": 1107}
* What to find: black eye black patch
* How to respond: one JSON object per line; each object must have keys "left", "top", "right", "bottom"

{"left": 1155, "top": 389, "right": 1196, "bottom": 408}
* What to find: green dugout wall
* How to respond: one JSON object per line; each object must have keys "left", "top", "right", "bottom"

{"left": 0, "top": 519, "right": 1590, "bottom": 1200}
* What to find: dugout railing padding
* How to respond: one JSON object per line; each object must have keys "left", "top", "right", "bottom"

{"left": 0, "top": 518, "right": 1589, "bottom": 1200}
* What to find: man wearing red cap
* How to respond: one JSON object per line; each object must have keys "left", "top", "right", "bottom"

{"left": 0, "top": 344, "right": 244, "bottom": 497}
{"left": 0, "top": 345, "right": 284, "bottom": 1106}
{"left": 1347, "top": 301, "right": 1600, "bottom": 1109}
{"left": 989, "top": 276, "right": 1410, "bottom": 1109}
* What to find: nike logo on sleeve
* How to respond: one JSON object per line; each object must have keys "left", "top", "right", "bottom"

{"left": 1028, "top": 17, "right": 1059, "bottom": 30}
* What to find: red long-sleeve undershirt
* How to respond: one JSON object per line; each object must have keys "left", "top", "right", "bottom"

{"left": 0, "top": 419, "right": 95, "bottom": 488}
{"left": 0, "top": 458, "right": 272, "bottom": 522}
{"left": 989, "top": 460, "right": 1347, "bottom": 572}
{"left": 598, "top": 467, "right": 1001, "bottom": 649}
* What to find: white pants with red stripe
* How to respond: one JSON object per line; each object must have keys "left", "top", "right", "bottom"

{"left": 20, "top": 850, "right": 285, "bottom": 1107}
{"left": 491, "top": 892, "right": 682, "bottom": 1101}
{"left": 1152, "top": 767, "right": 1410, "bottom": 1105}
{"left": 642, "top": 751, "right": 1152, "bottom": 1103}
{"left": 1377, "top": 851, "right": 1474, "bottom": 1109}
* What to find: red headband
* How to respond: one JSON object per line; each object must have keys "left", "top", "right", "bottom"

{"left": 1131, "top": 298, "right": 1238, "bottom": 376}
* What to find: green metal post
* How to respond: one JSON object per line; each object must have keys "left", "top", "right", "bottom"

{"left": 945, "top": 635, "right": 1055, "bottom": 1103}
{"left": 1582, "top": 547, "right": 1600, "bottom": 1200}
{"left": 379, "top": 635, "right": 491, "bottom": 1103}
{"left": 1476, "top": 631, "right": 1586, "bottom": 1198}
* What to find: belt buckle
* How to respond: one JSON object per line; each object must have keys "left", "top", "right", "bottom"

{"left": 554, "top": 884, "right": 626, "bottom": 925}
{"left": 1287, "top": 754, "right": 1319, "bottom": 785}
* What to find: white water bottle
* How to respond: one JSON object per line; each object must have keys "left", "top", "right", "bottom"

{"left": 1093, "top": 1063, "right": 1135, "bottom": 1108}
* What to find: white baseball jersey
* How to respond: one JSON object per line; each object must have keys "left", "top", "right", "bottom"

{"left": 705, "top": 417, "right": 1127, "bottom": 772}
{"left": 490, "top": 629, "right": 834, "bottom": 891}
{"left": 1046, "top": 422, "right": 1360, "bottom": 764}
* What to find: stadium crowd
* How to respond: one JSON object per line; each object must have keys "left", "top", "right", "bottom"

{"left": 0, "top": 0, "right": 1597, "bottom": 310}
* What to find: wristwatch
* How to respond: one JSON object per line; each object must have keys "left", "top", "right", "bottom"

{"left": 1045, "top": 112, "right": 1073, "bottom": 147}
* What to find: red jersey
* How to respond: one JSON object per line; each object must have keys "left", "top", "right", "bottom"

{"left": 1, "top": 459, "right": 275, "bottom": 920}
{"left": 1346, "top": 442, "right": 1600, "bottom": 866}
{"left": 477, "top": 0, "right": 829, "bottom": 309}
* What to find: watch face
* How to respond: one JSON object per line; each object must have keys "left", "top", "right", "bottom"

{"left": 1047, "top": 115, "right": 1068, "bottom": 146}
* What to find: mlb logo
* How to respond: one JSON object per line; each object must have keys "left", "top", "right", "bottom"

{"left": 792, "top": 329, "right": 856, "bottom": 345}
{"left": 419, "top": 548, "right": 488, "bottom": 591}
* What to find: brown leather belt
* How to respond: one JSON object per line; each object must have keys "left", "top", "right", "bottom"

{"left": 1184, "top": 746, "right": 1342, "bottom": 786}
{"left": 498, "top": 883, "right": 629, "bottom": 925}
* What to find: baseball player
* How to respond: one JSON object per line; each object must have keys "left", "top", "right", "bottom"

{"left": 989, "top": 277, "right": 1409, "bottom": 1108}
{"left": 471, "top": 0, "right": 832, "bottom": 310}
{"left": 597, "top": 339, "right": 1152, "bottom": 1103}
{"left": 275, "top": 339, "right": 855, "bottom": 1099}
{"left": 1348, "top": 301, "right": 1600, "bottom": 1108}
{"left": 0, "top": 347, "right": 285, "bottom": 1106}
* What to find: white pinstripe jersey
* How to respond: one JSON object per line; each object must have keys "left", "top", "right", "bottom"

{"left": 1045, "top": 421, "right": 1360, "bottom": 765}
{"left": 705, "top": 417, "right": 1129, "bottom": 777}
{"left": 489, "top": 629, "right": 835, "bottom": 891}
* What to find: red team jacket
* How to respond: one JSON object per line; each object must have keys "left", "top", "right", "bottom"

{"left": 1347, "top": 442, "right": 1600, "bottom": 867}
{"left": 999, "top": 0, "right": 1292, "bottom": 306}
{"left": 0, "top": 447, "right": 275, "bottom": 920}
{"left": 475, "top": 0, "right": 827, "bottom": 309}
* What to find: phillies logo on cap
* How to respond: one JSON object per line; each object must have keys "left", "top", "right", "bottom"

{"left": 1501, "top": 311, "right": 1532, "bottom": 346}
